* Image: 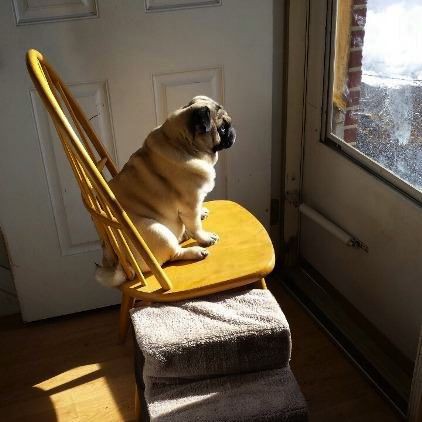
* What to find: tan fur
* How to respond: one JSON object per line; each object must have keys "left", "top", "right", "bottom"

{"left": 96, "top": 96, "right": 235, "bottom": 287}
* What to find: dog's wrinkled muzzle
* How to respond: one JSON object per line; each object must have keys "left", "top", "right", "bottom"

{"left": 214, "top": 127, "right": 236, "bottom": 152}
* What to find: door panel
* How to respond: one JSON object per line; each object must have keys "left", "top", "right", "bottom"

{"left": 0, "top": 0, "right": 274, "bottom": 320}
{"left": 299, "top": 0, "right": 422, "bottom": 360}
{"left": 12, "top": 0, "right": 98, "bottom": 25}
{"left": 30, "top": 81, "right": 117, "bottom": 255}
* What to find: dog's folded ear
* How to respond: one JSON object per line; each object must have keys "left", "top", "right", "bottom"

{"left": 191, "top": 106, "right": 211, "bottom": 134}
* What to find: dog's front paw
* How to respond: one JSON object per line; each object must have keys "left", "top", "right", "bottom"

{"left": 200, "top": 207, "right": 209, "bottom": 220}
{"left": 192, "top": 246, "right": 209, "bottom": 259}
{"left": 195, "top": 231, "right": 219, "bottom": 247}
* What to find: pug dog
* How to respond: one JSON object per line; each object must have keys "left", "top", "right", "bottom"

{"left": 96, "top": 95, "right": 236, "bottom": 287}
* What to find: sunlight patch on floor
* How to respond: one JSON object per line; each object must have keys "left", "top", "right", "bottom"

{"left": 33, "top": 364, "right": 126, "bottom": 421}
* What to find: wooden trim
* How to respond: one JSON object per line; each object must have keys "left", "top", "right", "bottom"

{"left": 409, "top": 327, "right": 422, "bottom": 421}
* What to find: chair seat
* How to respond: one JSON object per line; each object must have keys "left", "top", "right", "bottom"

{"left": 120, "top": 200, "right": 275, "bottom": 302}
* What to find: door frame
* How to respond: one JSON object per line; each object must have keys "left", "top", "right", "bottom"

{"left": 282, "top": 0, "right": 309, "bottom": 265}
{"left": 281, "top": 0, "right": 417, "bottom": 414}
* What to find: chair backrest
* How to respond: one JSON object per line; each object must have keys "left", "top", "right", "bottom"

{"left": 26, "top": 49, "right": 173, "bottom": 291}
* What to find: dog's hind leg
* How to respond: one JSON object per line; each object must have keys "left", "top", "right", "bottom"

{"left": 136, "top": 218, "right": 208, "bottom": 265}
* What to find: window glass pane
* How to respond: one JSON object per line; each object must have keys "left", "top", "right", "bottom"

{"left": 331, "top": 0, "right": 422, "bottom": 192}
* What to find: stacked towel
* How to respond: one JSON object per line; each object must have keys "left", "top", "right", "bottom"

{"left": 131, "top": 289, "right": 291, "bottom": 380}
{"left": 145, "top": 368, "right": 307, "bottom": 422}
{"left": 131, "top": 289, "right": 307, "bottom": 421}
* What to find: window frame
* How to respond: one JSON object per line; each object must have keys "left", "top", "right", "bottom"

{"left": 321, "top": 0, "right": 422, "bottom": 206}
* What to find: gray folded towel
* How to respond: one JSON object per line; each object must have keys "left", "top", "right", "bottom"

{"left": 131, "top": 289, "right": 291, "bottom": 380}
{"left": 144, "top": 367, "right": 308, "bottom": 422}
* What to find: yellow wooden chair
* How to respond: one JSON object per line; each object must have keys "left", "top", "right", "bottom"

{"left": 26, "top": 49, "right": 275, "bottom": 342}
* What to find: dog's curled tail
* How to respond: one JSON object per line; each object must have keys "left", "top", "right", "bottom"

{"left": 95, "top": 263, "right": 127, "bottom": 288}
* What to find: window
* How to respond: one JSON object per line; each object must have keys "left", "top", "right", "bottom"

{"left": 329, "top": 0, "right": 422, "bottom": 200}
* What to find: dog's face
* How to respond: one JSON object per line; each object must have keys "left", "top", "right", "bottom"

{"left": 176, "top": 96, "right": 236, "bottom": 155}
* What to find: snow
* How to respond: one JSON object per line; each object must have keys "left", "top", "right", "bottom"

{"left": 362, "top": 0, "right": 422, "bottom": 87}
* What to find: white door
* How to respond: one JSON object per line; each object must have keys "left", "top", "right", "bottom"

{"left": 285, "top": 0, "right": 422, "bottom": 362}
{"left": 0, "top": 0, "right": 274, "bottom": 321}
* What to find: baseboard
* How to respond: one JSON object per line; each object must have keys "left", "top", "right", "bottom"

{"left": 273, "top": 261, "right": 413, "bottom": 416}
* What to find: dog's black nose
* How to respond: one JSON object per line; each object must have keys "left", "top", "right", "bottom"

{"left": 214, "top": 126, "right": 236, "bottom": 152}
{"left": 218, "top": 122, "right": 230, "bottom": 137}
{"left": 226, "top": 127, "right": 236, "bottom": 147}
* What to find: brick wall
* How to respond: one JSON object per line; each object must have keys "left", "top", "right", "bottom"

{"left": 344, "top": 0, "right": 367, "bottom": 144}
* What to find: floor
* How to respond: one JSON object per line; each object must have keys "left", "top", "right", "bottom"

{"left": 268, "top": 280, "right": 403, "bottom": 422}
{"left": 0, "top": 281, "right": 403, "bottom": 421}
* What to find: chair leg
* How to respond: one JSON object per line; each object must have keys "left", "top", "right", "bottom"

{"left": 119, "top": 293, "right": 135, "bottom": 343}
{"left": 254, "top": 278, "right": 267, "bottom": 289}
{"left": 135, "top": 384, "right": 142, "bottom": 421}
